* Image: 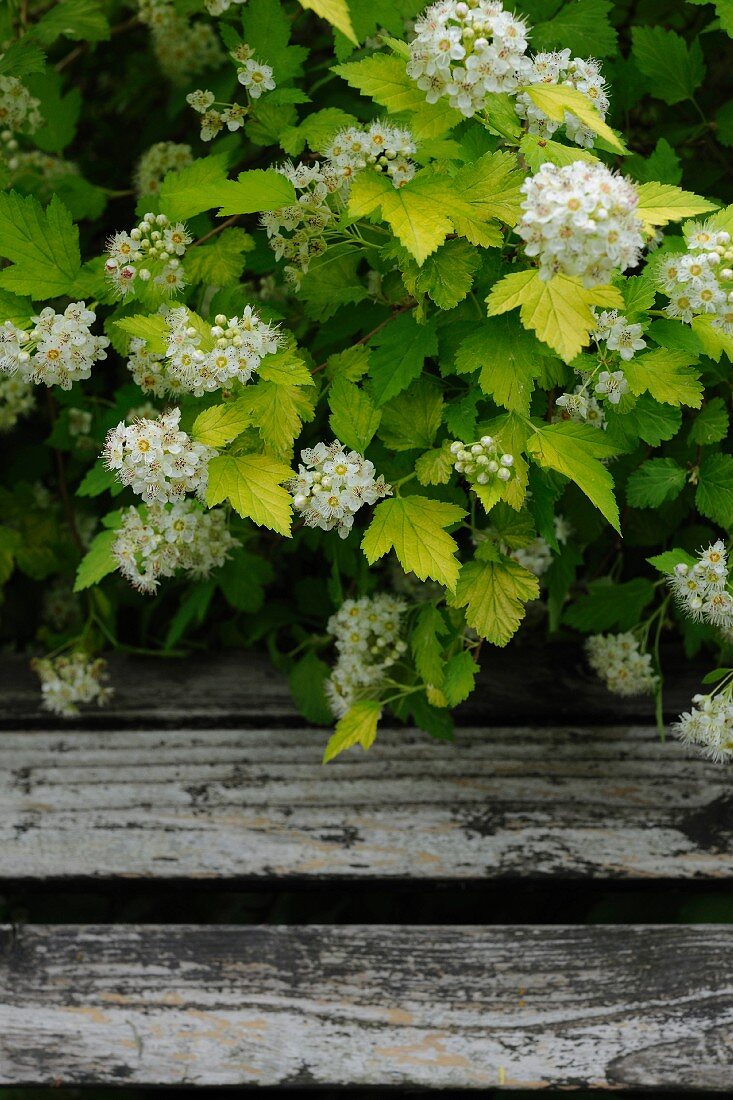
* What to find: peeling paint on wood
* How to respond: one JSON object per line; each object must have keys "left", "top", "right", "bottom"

{"left": 0, "top": 925, "right": 731, "bottom": 1088}
{"left": 1, "top": 724, "right": 730, "bottom": 880}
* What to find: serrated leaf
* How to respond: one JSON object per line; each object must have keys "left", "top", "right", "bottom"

{"left": 631, "top": 26, "right": 705, "bottom": 106}
{"left": 519, "top": 133, "right": 599, "bottom": 171}
{"left": 243, "top": 0, "right": 309, "bottom": 82}
{"left": 112, "top": 314, "right": 168, "bottom": 354}
{"left": 411, "top": 603, "right": 449, "bottom": 687}
{"left": 323, "top": 699, "right": 382, "bottom": 763}
{"left": 413, "top": 239, "right": 480, "bottom": 309}
{"left": 378, "top": 378, "right": 444, "bottom": 451}
{"left": 634, "top": 181, "right": 717, "bottom": 230}
{"left": 76, "top": 460, "right": 120, "bottom": 498}
{"left": 689, "top": 398, "right": 730, "bottom": 446}
{"left": 31, "top": 0, "right": 110, "bottom": 43}
{"left": 456, "top": 314, "right": 548, "bottom": 416}
{"left": 442, "top": 649, "right": 479, "bottom": 706}
{"left": 622, "top": 347, "right": 702, "bottom": 407}
{"left": 349, "top": 170, "right": 454, "bottom": 265}
{"left": 526, "top": 422, "right": 621, "bottom": 531}
{"left": 362, "top": 496, "right": 465, "bottom": 589}
{"left": 192, "top": 401, "right": 255, "bottom": 447}
{"left": 521, "top": 82, "right": 627, "bottom": 153}
{"left": 290, "top": 651, "right": 333, "bottom": 725}
{"left": 184, "top": 228, "right": 254, "bottom": 287}
{"left": 415, "top": 446, "right": 453, "bottom": 486}
{"left": 626, "top": 458, "right": 687, "bottom": 507}
{"left": 0, "top": 192, "right": 80, "bottom": 298}
{"left": 157, "top": 155, "right": 232, "bottom": 220}
{"left": 328, "top": 377, "right": 381, "bottom": 452}
{"left": 333, "top": 54, "right": 461, "bottom": 138}
{"left": 245, "top": 380, "right": 316, "bottom": 457}
{"left": 647, "top": 548, "right": 696, "bottom": 575}
{"left": 206, "top": 453, "right": 293, "bottom": 535}
{"left": 0, "top": 38, "right": 46, "bottom": 77}
{"left": 258, "top": 347, "right": 314, "bottom": 387}
{"left": 486, "top": 268, "right": 624, "bottom": 363}
{"left": 368, "top": 311, "right": 438, "bottom": 406}
{"left": 300, "top": 0, "right": 357, "bottom": 45}
{"left": 563, "top": 578, "right": 656, "bottom": 632}
{"left": 73, "top": 529, "right": 118, "bottom": 592}
{"left": 215, "top": 169, "right": 297, "bottom": 216}
{"left": 449, "top": 555, "right": 539, "bottom": 646}
{"left": 531, "top": 0, "right": 617, "bottom": 56}
{"left": 696, "top": 453, "right": 733, "bottom": 529}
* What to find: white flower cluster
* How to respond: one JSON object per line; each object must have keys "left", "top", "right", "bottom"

{"left": 517, "top": 162, "right": 644, "bottom": 287}
{"left": 511, "top": 536, "right": 552, "bottom": 577}
{"left": 134, "top": 142, "right": 193, "bottom": 196}
{"left": 106, "top": 212, "right": 191, "bottom": 298}
{"left": 113, "top": 500, "right": 236, "bottom": 593}
{"left": 187, "top": 42, "right": 274, "bottom": 141}
{"left": 103, "top": 408, "right": 215, "bottom": 504}
{"left": 325, "top": 594, "right": 407, "bottom": 717}
{"left": 0, "top": 373, "right": 34, "bottom": 431}
{"left": 261, "top": 161, "right": 344, "bottom": 286}
{"left": 555, "top": 386, "right": 606, "bottom": 428}
{"left": 32, "top": 654, "right": 113, "bottom": 718}
{"left": 290, "top": 441, "right": 392, "bottom": 539}
{"left": 127, "top": 340, "right": 169, "bottom": 398}
{"left": 406, "top": 0, "right": 531, "bottom": 118}
{"left": 325, "top": 122, "right": 417, "bottom": 188}
{"left": 658, "top": 222, "right": 733, "bottom": 335}
{"left": 586, "top": 632, "right": 658, "bottom": 697}
{"left": 0, "top": 303, "right": 109, "bottom": 390}
{"left": 0, "top": 74, "right": 42, "bottom": 136}
{"left": 669, "top": 541, "right": 733, "bottom": 629}
{"left": 516, "top": 50, "right": 609, "bottom": 148}
{"left": 3, "top": 145, "right": 78, "bottom": 190}
{"left": 449, "top": 435, "right": 515, "bottom": 488}
{"left": 161, "top": 306, "right": 282, "bottom": 396}
{"left": 675, "top": 688, "right": 733, "bottom": 763}
{"left": 592, "top": 309, "right": 646, "bottom": 361}
{"left": 137, "top": 0, "right": 224, "bottom": 84}
{"left": 205, "top": 0, "right": 247, "bottom": 14}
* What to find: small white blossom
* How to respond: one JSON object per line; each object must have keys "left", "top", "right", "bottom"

{"left": 449, "top": 435, "right": 516, "bottom": 490}
{"left": 594, "top": 369, "right": 628, "bottom": 404}
{"left": 668, "top": 541, "right": 733, "bottom": 631}
{"left": 0, "top": 72, "right": 42, "bottom": 134}
{"left": 586, "top": 632, "right": 658, "bottom": 697}
{"left": 0, "top": 303, "right": 109, "bottom": 390}
{"left": 658, "top": 223, "right": 733, "bottom": 336}
{"left": 592, "top": 309, "right": 647, "bottom": 360}
{"left": 325, "top": 121, "right": 417, "bottom": 188}
{"left": 32, "top": 654, "right": 113, "bottom": 718}
{"left": 675, "top": 688, "right": 733, "bottom": 762}
{"left": 105, "top": 212, "right": 191, "bottom": 298}
{"left": 516, "top": 50, "right": 609, "bottom": 148}
{"left": 325, "top": 594, "right": 407, "bottom": 717}
{"left": 289, "top": 441, "right": 392, "bottom": 539}
{"left": 103, "top": 407, "right": 215, "bottom": 504}
{"left": 237, "top": 58, "right": 276, "bottom": 98}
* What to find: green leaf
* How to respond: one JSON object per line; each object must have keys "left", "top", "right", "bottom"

{"left": 442, "top": 649, "right": 479, "bottom": 706}
{"left": 206, "top": 453, "right": 293, "bottom": 536}
{"left": 696, "top": 453, "right": 733, "bottom": 529}
{"left": 455, "top": 314, "right": 548, "bottom": 416}
{"left": 415, "top": 446, "right": 453, "bottom": 486}
{"left": 0, "top": 193, "right": 80, "bottom": 298}
{"left": 449, "top": 554, "right": 539, "bottom": 646}
{"left": 626, "top": 458, "right": 687, "bottom": 507}
{"left": 531, "top": 0, "right": 617, "bottom": 56}
{"left": 690, "top": 315, "right": 733, "bottom": 363}
{"left": 297, "top": 243, "right": 368, "bottom": 321}
{"left": 634, "top": 181, "right": 717, "bottom": 231}
{"left": 24, "top": 71, "right": 81, "bottom": 153}
{"left": 563, "top": 578, "right": 656, "bottom": 632}
{"left": 450, "top": 149, "right": 525, "bottom": 229}
{"left": 377, "top": 379, "right": 444, "bottom": 451}
{"left": 290, "top": 651, "right": 333, "bottom": 725}
{"left": 258, "top": 346, "right": 314, "bottom": 387}
{"left": 299, "top": 0, "right": 357, "bottom": 45}
{"left": 112, "top": 314, "right": 168, "bottom": 354}
{"left": 412, "top": 239, "right": 480, "bottom": 310}
{"left": 328, "top": 377, "right": 381, "bottom": 452}
{"left": 626, "top": 138, "right": 682, "bottom": 186}
{"left": 73, "top": 529, "right": 118, "bottom": 592}
{"left": 243, "top": 380, "right": 315, "bottom": 457}
{"left": 184, "top": 228, "right": 254, "bottom": 287}
{"left": 689, "top": 398, "right": 730, "bottom": 446}
{"left": 157, "top": 155, "right": 232, "bottom": 220}
{"left": 362, "top": 496, "right": 465, "bottom": 589}
{"left": 486, "top": 269, "right": 624, "bottom": 363}
{"left": 349, "top": 170, "right": 455, "bottom": 265}
{"left": 281, "top": 108, "right": 357, "bottom": 155}
{"left": 368, "top": 311, "right": 438, "bottom": 406}
{"left": 242, "top": 0, "right": 308, "bottom": 83}
{"left": 217, "top": 547, "right": 273, "bottom": 613}
{"left": 526, "top": 422, "right": 621, "bottom": 531}
{"left": 0, "top": 38, "right": 46, "bottom": 78}
{"left": 215, "top": 169, "right": 297, "bottom": 217}
{"left": 0, "top": 288, "right": 32, "bottom": 325}
{"left": 192, "top": 401, "right": 255, "bottom": 447}
{"left": 410, "top": 603, "right": 449, "bottom": 687}
{"left": 31, "top": 0, "right": 110, "bottom": 43}
{"left": 333, "top": 54, "right": 461, "bottom": 139}
{"left": 519, "top": 133, "right": 599, "bottom": 171}
{"left": 631, "top": 26, "right": 705, "bottom": 105}
{"left": 76, "top": 460, "right": 119, "bottom": 498}
{"left": 521, "top": 82, "right": 627, "bottom": 153}
{"left": 323, "top": 699, "right": 382, "bottom": 763}
{"left": 647, "top": 548, "right": 696, "bottom": 575}
{"left": 622, "top": 347, "right": 702, "bottom": 407}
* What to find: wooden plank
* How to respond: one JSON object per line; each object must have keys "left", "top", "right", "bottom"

{"left": 0, "top": 645, "right": 706, "bottom": 727}
{"left": 0, "top": 924, "right": 731, "bottom": 1088}
{"left": 2, "top": 725, "right": 730, "bottom": 880}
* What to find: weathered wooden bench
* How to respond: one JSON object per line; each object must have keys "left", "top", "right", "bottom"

{"left": 1, "top": 645, "right": 732, "bottom": 1089}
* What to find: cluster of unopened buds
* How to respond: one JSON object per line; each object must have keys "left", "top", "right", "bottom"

{"left": 669, "top": 541, "right": 733, "bottom": 630}
{"left": 134, "top": 141, "right": 193, "bottom": 197}
{"left": 675, "top": 686, "right": 733, "bottom": 763}
{"left": 449, "top": 436, "right": 515, "bottom": 487}
{"left": 159, "top": 306, "right": 282, "bottom": 396}
{"left": 32, "top": 654, "right": 113, "bottom": 718}
{"left": 112, "top": 500, "right": 236, "bottom": 594}
{"left": 517, "top": 161, "right": 644, "bottom": 287}
{"left": 325, "top": 122, "right": 417, "bottom": 188}
{"left": 290, "top": 441, "right": 392, "bottom": 539}
{"left": 658, "top": 222, "right": 733, "bottom": 335}
{"left": 106, "top": 213, "right": 191, "bottom": 298}
{"left": 103, "top": 407, "right": 215, "bottom": 505}
{"left": 585, "top": 632, "right": 658, "bottom": 697}
{"left": 325, "top": 594, "right": 407, "bottom": 717}
{"left": 516, "top": 50, "right": 609, "bottom": 148}
{"left": 0, "top": 303, "right": 109, "bottom": 390}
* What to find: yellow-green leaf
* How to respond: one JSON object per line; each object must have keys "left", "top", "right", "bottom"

{"left": 526, "top": 422, "right": 621, "bottom": 531}
{"left": 192, "top": 401, "right": 255, "bottom": 447}
{"left": 622, "top": 347, "right": 702, "bottom": 407}
{"left": 521, "top": 83, "right": 627, "bottom": 153}
{"left": 323, "top": 699, "right": 382, "bottom": 763}
{"left": 361, "top": 495, "right": 466, "bottom": 589}
{"left": 635, "top": 182, "right": 718, "bottom": 230}
{"left": 349, "top": 170, "right": 454, "bottom": 265}
{"left": 333, "top": 54, "right": 461, "bottom": 139}
{"left": 206, "top": 452, "right": 293, "bottom": 536}
{"left": 449, "top": 555, "right": 539, "bottom": 646}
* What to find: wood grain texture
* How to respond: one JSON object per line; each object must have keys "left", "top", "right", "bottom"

{"left": 0, "top": 645, "right": 706, "bottom": 728}
{"left": 2, "top": 724, "right": 730, "bottom": 880}
{"left": 0, "top": 924, "right": 731, "bottom": 1088}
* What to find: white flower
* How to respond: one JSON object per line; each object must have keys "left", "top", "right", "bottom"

{"left": 510, "top": 537, "right": 553, "bottom": 578}
{"left": 450, "top": 435, "right": 515, "bottom": 488}
{"left": 32, "top": 654, "right": 113, "bottom": 718}
{"left": 103, "top": 407, "right": 215, "bottom": 504}
{"left": 594, "top": 369, "right": 628, "bottom": 404}
{"left": 106, "top": 212, "right": 191, "bottom": 299}
{"left": 517, "top": 161, "right": 644, "bottom": 288}
{"left": 0, "top": 304, "right": 109, "bottom": 390}
{"left": 675, "top": 689, "right": 733, "bottom": 762}
{"left": 658, "top": 223, "right": 733, "bottom": 336}
{"left": 586, "top": 632, "right": 657, "bottom": 697}
{"left": 289, "top": 440, "right": 392, "bottom": 539}
{"left": 668, "top": 541, "right": 733, "bottom": 631}
{"left": 516, "top": 51, "right": 610, "bottom": 148}
{"left": 113, "top": 500, "right": 237, "bottom": 593}
{"left": 0, "top": 371, "right": 34, "bottom": 431}
{"left": 134, "top": 141, "right": 193, "bottom": 196}
{"left": 237, "top": 58, "right": 276, "bottom": 98}
{"left": 325, "top": 594, "right": 407, "bottom": 717}
{"left": 407, "top": 1, "right": 532, "bottom": 118}
{"left": 325, "top": 122, "right": 417, "bottom": 189}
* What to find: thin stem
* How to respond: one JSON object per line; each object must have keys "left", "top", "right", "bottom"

{"left": 46, "top": 390, "right": 84, "bottom": 556}
{"left": 192, "top": 215, "right": 242, "bottom": 248}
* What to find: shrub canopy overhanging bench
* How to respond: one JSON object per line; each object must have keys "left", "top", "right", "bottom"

{"left": 1, "top": 644, "right": 732, "bottom": 1090}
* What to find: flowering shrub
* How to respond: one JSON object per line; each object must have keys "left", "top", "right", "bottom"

{"left": 1, "top": 0, "right": 733, "bottom": 763}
